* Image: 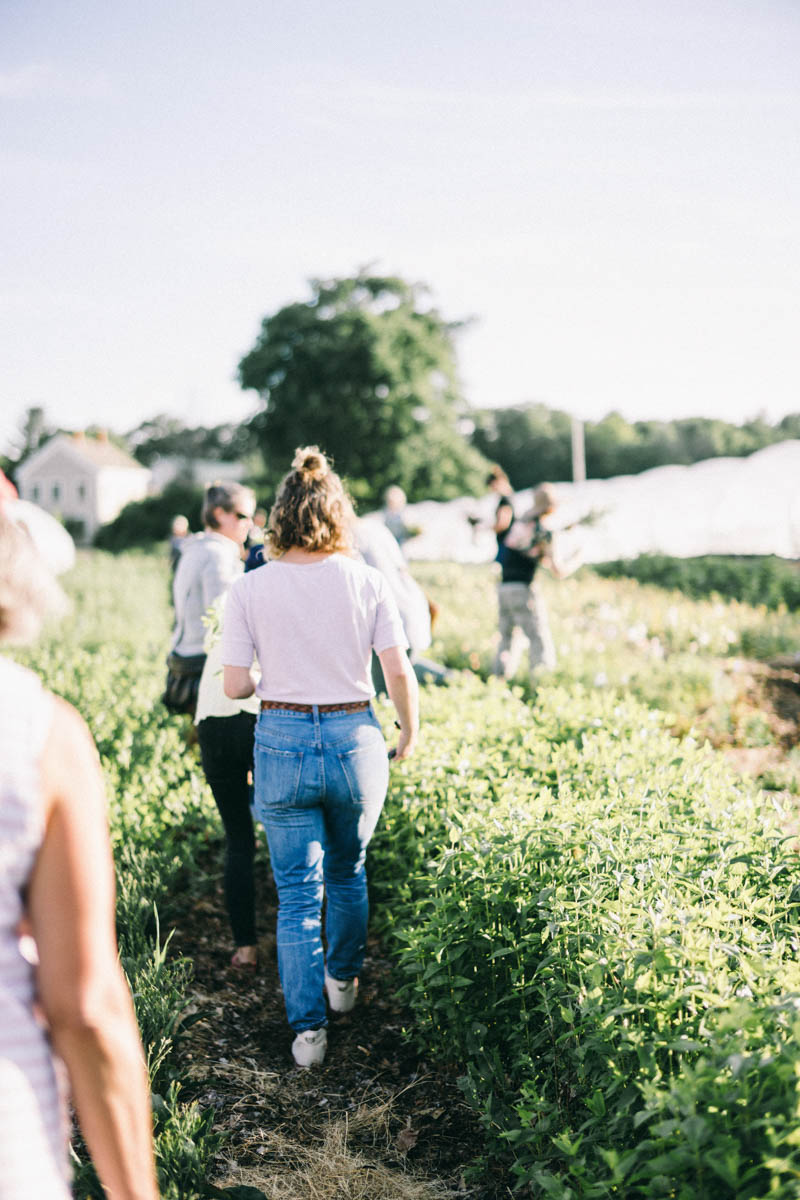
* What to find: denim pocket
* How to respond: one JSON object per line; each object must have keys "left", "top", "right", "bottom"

{"left": 255, "top": 743, "right": 304, "bottom": 811}
{"left": 337, "top": 730, "right": 389, "bottom": 808}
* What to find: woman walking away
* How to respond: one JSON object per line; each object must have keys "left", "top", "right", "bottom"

{"left": 167, "top": 481, "right": 255, "bottom": 719}
{"left": 194, "top": 591, "right": 261, "bottom": 970}
{"left": 0, "top": 513, "right": 158, "bottom": 1199}
{"left": 170, "top": 481, "right": 261, "bottom": 968}
{"left": 222, "top": 447, "right": 419, "bottom": 1068}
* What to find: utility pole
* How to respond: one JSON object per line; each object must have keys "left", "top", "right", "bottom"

{"left": 571, "top": 415, "right": 586, "bottom": 483}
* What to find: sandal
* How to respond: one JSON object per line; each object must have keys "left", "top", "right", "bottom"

{"left": 230, "top": 950, "right": 258, "bottom": 970}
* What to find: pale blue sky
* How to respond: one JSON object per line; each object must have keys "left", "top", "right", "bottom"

{"left": 2, "top": 0, "right": 798, "bottom": 453}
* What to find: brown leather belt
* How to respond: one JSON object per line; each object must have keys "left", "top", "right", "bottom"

{"left": 260, "top": 699, "right": 370, "bottom": 714}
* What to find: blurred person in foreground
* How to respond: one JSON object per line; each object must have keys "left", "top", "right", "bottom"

{"left": 222, "top": 447, "right": 419, "bottom": 1068}
{"left": 0, "top": 513, "right": 159, "bottom": 1199}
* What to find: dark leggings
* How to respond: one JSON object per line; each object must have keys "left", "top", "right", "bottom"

{"left": 197, "top": 712, "right": 258, "bottom": 947}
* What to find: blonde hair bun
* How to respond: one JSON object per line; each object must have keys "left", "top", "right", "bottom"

{"left": 291, "top": 446, "right": 329, "bottom": 480}
{"left": 270, "top": 447, "right": 354, "bottom": 555}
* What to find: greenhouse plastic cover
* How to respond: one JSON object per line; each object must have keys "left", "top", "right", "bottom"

{"left": 390, "top": 440, "right": 800, "bottom": 566}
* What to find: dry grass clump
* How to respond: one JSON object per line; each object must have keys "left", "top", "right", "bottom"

{"left": 213, "top": 1102, "right": 458, "bottom": 1200}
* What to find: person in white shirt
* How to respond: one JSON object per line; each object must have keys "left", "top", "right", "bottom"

{"left": 171, "top": 483, "right": 255, "bottom": 659}
{"left": 222, "top": 447, "right": 419, "bottom": 1068}
{"left": 164, "top": 482, "right": 255, "bottom": 720}
{"left": 0, "top": 513, "right": 158, "bottom": 1200}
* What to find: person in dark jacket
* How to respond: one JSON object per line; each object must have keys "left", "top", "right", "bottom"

{"left": 487, "top": 466, "right": 560, "bottom": 683}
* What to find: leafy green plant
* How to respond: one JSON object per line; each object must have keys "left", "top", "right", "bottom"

{"left": 594, "top": 554, "right": 800, "bottom": 612}
{"left": 13, "top": 548, "right": 800, "bottom": 1197}
{"left": 153, "top": 1081, "right": 225, "bottom": 1199}
{"left": 371, "top": 674, "right": 800, "bottom": 1196}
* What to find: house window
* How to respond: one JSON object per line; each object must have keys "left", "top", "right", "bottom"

{"left": 32, "top": 484, "right": 40, "bottom": 502}
{"left": 52, "top": 482, "right": 60, "bottom": 502}
{"left": 77, "top": 482, "right": 86, "bottom": 501}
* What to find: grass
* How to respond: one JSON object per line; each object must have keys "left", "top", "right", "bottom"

{"left": 414, "top": 560, "right": 800, "bottom": 770}
{"left": 213, "top": 1104, "right": 458, "bottom": 1199}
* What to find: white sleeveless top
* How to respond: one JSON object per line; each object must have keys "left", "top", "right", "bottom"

{"left": 0, "top": 657, "right": 71, "bottom": 1198}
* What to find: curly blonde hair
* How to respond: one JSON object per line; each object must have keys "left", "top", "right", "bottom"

{"left": 268, "top": 447, "right": 355, "bottom": 555}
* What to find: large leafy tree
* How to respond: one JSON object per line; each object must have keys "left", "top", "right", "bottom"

{"left": 470, "top": 402, "right": 573, "bottom": 488}
{"left": 238, "top": 272, "right": 489, "bottom": 506}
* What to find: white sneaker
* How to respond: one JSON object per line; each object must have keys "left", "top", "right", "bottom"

{"left": 292, "top": 1027, "right": 327, "bottom": 1067}
{"left": 325, "top": 970, "right": 358, "bottom": 1013}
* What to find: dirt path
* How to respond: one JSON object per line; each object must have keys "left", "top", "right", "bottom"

{"left": 169, "top": 850, "right": 511, "bottom": 1200}
{"left": 715, "top": 656, "right": 800, "bottom": 793}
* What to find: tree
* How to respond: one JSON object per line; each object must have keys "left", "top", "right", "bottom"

{"left": 3, "top": 407, "right": 131, "bottom": 478}
{"left": 5, "top": 406, "right": 55, "bottom": 471}
{"left": 585, "top": 411, "right": 642, "bottom": 478}
{"left": 93, "top": 479, "right": 205, "bottom": 551}
{"left": 470, "top": 403, "right": 573, "bottom": 487}
{"left": 125, "top": 414, "right": 252, "bottom": 466}
{"left": 238, "top": 271, "right": 489, "bottom": 506}
{"left": 778, "top": 413, "right": 800, "bottom": 439}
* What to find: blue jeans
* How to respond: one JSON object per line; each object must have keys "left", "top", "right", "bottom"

{"left": 253, "top": 705, "right": 389, "bottom": 1032}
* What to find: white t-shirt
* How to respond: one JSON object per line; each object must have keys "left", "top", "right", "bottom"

{"left": 222, "top": 554, "right": 407, "bottom": 704}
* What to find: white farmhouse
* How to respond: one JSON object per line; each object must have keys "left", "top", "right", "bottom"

{"left": 16, "top": 432, "right": 151, "bottom": 544}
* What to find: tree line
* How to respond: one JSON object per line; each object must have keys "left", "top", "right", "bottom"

{"left": 469, "top": 405, "right": 800, "bottom": 491}
{"left": 5, "top": 270, "right": 799, "bottom": 536}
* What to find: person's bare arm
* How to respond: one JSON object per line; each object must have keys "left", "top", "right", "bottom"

{"left": 539, "top": 550, "right": 564, "bottom": 579}
{"left": 493, "top": 504, "right": 513, "bottom": 535}
{"left": 27, "top": 698, "right": 159, "bottom": 1200}
{"left": 378, "top": 645, "right": 419, "bottom": 761}
{"left": 224, "top": 664, "right": 256, "bottom": 698}
{"left": 541, "top": 535, "right": 583, "bottom": 580}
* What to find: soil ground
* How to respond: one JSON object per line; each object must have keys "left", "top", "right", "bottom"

{"left": 170, "top": 861, "right": 510, "bottom": 1200}
{"left": 716, "top": 655, "right": 800, "bottom": 790}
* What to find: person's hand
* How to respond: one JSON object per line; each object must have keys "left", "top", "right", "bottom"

{"left": 391, "top": 727, "right": 417, "bottom": 761}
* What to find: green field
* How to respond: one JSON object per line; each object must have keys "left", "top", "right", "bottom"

{"left": 13, "top": 550, "right": 800, "bottom": 1198}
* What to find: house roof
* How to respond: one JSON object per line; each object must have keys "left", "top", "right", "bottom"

{"left": 17, "top": 432, "right": 149, "bottom": 479}
{"left": 65, "top": 433, "right": 144, "bottom": 470}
